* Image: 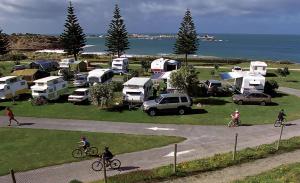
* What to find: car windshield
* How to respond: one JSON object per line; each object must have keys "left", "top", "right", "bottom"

{"left": 155, "top": 96, "right": 163, "bottom": 103}
{"left": 211, "top": 83, "right": 221, "bottom": 87}
{"left": 73, "top": 91, "right": 85, "bottom": 96}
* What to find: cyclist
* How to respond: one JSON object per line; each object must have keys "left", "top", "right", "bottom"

{"left": 103, "top": 146, "right": 114, "bottom": 164}
{"left": 79, "top": 136, "right": 90, "bottom": 153}
{"left": 277, "top": 109, "right": 286, "bottom": 122}
{"left": 230, "top": 109, "right": 240, "bottom": 126}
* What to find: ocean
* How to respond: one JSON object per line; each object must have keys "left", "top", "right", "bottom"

{"left": 85, "top": 34, "right": 300, "bottom": 63}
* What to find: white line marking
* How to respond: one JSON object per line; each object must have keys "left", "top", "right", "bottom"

{"left": 164, "top": 149, "right": 195, "bottom": 157}
{"left": 146, "top": 127, "right": 176, "bottom": 131}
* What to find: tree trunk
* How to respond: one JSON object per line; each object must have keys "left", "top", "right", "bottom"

{"left": 73, "top": 52, "right": 77, "bottom": 61}
{"left": 185, "top": 53, "right": 188, "bottom": 66}
{"left": 117, "top": 50, "right": 120, "bottom": 58}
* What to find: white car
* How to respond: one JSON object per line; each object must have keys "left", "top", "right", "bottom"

{"left": 68, "top": 88, "right": 90, "bottom": 103}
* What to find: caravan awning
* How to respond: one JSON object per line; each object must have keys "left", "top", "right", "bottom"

{"left": 220, "top": 72, "right": 243, "bottom": 80}
{"left": 249, "top": 80, "right": 260, "bottom": 85}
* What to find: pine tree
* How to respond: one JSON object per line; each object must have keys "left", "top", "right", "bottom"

{"left": 60, "top": 2, "right": 86, "bottom": 61}
{"left": 174, "top": 9, "right": 199, "bottom": 65}
{"left": 0, "top": 29, "right": 10, "bottom": 55}
{"left": 105, "top": 4, "right": 129, "bottom": 57}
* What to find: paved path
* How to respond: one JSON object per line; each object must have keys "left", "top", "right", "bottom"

{"left": 1, "top": 117, "right": 300, "bottom": 183}
{"left": 1, "top": 87, "right": 300, "bottom": 183}
{"left": 278, "top": 87, "right": 300, "bottom": 97}
{"left": 162, "top": 149, "right": 300, "bottom": 183}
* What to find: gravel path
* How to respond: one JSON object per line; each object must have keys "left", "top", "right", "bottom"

{"left": 162, "top": 149, "right": 300, "bottom": 183}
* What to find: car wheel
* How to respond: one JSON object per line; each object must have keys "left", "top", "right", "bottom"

{"left": 148, "top": 108, "right": 157, "bottom": 116}
{"left": 178, "top": 107, "right": 186, "bottom": 115}
{"left": 260, "top": 101, "right": 266, "bottom": 106}
{"left": 238, "top": 100, "right": 243, "bottom": 105}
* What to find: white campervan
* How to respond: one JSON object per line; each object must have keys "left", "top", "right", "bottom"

{"left": 0, "top": 76, "right": 29, "bottom": 99}
{"left": 123, "top": 77, "right": 153, "bottom": 103}
{"left": 87, "top": 69, "right": 114, "bottom": 85}
{"left": 111, "top": 58, "right": 129, "bottom": 74}
{"left": 235, "top": 72, "right": 265, "bottom": 94}
{"left": 250, "top": 61, "right": 267, "bottom": 76}
{"left": 31, "top": 76, "right": 68, "bottom": 100}
{"left": 151, "top": 58, "right": 180, "bottom": 73}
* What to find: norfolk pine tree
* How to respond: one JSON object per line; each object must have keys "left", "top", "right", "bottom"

{"left": 174, "top": 9, "right": 199, "bottom": 65}
{"left": 60, "top": 2, "right": 86, "bottom": 61}
{"left": 105, "top": 4, "right": 129, "bottom": 57}
{"left": 0, "top": 29, "right": 10, "bottom": 55}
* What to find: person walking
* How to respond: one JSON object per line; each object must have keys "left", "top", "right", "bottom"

{"left": 5, "top": 107, "right": 20, "bottom": 126}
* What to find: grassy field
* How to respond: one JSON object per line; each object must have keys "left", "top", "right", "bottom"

{"left": 1, "top": 92, "right": 300, "bottom": 125}
{"left": 234, "top": 162, "right": 300, "bottom": 183}
{"left": 92, "top": 136, "right": 300, "bottom": 183}
{"left": 0, "top": 127, "right": 184, "bottom": 176}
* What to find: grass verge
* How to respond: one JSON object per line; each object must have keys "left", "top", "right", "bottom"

{"left": 92, "top": 136, "right": 300, "bottom": 183}
{"left": 0, "top": 127, "right": 184, "bottom": 176}
{"left": 234, "top": 162, "right": 300, "bottom": 183}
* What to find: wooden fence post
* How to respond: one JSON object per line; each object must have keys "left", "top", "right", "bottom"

{"left": 233, "top": 133, "right": 238, "bottom": 161}
{"left": 102, "top": 157, "right": 107, "bottom": 183}
{"left": 276, "top": 124, "right": 284, "bottom": 150}
{"left": 174, "top": 144, "right": 177, "bottom": 173}
{"left": 10, "top": 169, "right": 16, "bottom": 183}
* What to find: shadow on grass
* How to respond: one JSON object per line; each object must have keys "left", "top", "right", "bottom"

{"left": 272, "top": 93, "right": 288, "bottom": 98}
{"left": 47, "top": 95, "right": 69, "bottom": 104}
{"left": 239, "top": 124, "right": 253, "bottom": 126}
{"left": 265, "top": 73, "right": 278, "bottom": 77}
{"left": 286, "top": 80, "right": 299, "bottom": 83}
{"left": 155, "top": 109, "right": 208, "bottom": 116}
{"left": 285, "top": 123, "right": 297, "bottom": 127}
{"left": 194, "top": 98, "right": 231, "bottom": 105}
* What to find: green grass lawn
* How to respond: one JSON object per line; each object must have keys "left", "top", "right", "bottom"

{"left": 266, "top": 70, "right": 300, "bottom": 90}
{"left": 234, "top": 162, "right": 300, "bottom": 183}
{"left": 1, "top": 93, "right": 300, "bottom": 125}
{"left": 0, "top": 128, "right": 184, "bottom": 176}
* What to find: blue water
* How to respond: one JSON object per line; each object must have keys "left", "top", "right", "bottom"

{"left": 85, "top": 34, "right": 300, "bottom": 63}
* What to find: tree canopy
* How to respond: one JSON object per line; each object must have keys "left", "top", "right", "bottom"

{"left": 0, "top": 29, "right": 10, "bottom": 55}
{"left": 105, "top": 4, "right": 129, "bottom": 57}
{"left": 174, "top": 9, "right": 199, "bottom": 65}
{"left": 60, "top": 2, "right": 86, "bottom": 61}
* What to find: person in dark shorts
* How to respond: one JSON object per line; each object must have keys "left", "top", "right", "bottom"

{"left": 103, "top": 146, "right": 114, "bottom": 163}
{"left": 278, "top": 109, "right": 286, "bottom": 122}
{"left": 5, "top": 107, "right": 20, "bottom": 126}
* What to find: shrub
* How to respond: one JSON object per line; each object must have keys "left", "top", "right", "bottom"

{"left": 90, "top": 83, "right": 114, "bottom": 107}
{"left": 111, "top": 81, "right": 123, "bottom": 92}
{"left": 276, "top": 67, "right": 290, "bottom": 77}
{"left": 0, "top": 53, "right": 27, "bottom": 61}
{"left": 123, "top": 69, "right": 139, "bottom": 82}
{"left": 69, "top": 180, "right": 83, "bottom": 183}
{"left": 141, "top": 60, "right": 151, "bottom": 72}
{"left": 264, "top": 80, "right": 279, "bottom": 96}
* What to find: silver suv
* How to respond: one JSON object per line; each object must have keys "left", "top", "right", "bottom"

{"left": 142, "top": 93, "right": 193, "bottom": 116}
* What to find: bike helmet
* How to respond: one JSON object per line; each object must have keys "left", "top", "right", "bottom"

{"left": 81, "top": 136, "right": 86, "bottom": 140}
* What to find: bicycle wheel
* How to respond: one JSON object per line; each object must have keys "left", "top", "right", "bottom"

{"left": 274, "top": 120, "right": 281, "bottom": 127}
{"left": 72, "top": 149, "right": 83, "bottom": 158}
{"left": 87, "top": 147, "right": 98, "bottom": 156}
{"left": 110, "top": 159, "right": 121, "bottom": 169}
{"left": 227, "top": 120, "right": 233, "bottom": 127}
{"left": 92, "top": 160, "right": 103, "bottom": 171}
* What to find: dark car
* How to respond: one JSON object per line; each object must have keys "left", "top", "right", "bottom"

{"left": 204, "top": 80, "right": 222, "bottom": 96}
{"left": 232, "top": 92, "right": 271, "bottom": 106}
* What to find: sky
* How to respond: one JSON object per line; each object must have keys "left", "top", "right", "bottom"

{"left": 0, "top": 0, "right": 300, "bottom": 35}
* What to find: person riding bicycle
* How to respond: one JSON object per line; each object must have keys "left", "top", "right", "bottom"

{"left": 277, "top": 109, "right": 286, "bottom": 122}
{"left": 103, "top": 146, "right": 114, "bottom": 163}
{"left": 231, "top": 109, "right": 240, "bottom": 126}
{"left": 79, "top": 136, "right": 90, "bottom": 153}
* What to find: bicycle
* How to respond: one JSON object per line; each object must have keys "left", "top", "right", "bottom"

{"left": 228, "top": 119, "right": 241, "bottom": 127}
{"left": 274, "top": 118, "right": 286, "bottom": 127}
{"left": 91, "top": 155, "right": 121, "bottom": 171}
{"left": 72, "top": 146, "right": 98, "bottom": 158}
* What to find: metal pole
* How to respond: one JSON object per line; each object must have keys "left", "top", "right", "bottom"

{"left": 233, "top": 133, "right": 238, "bottom": 161}
{"left": 102, "top": 157, "right": 107, "bottom": 183}
{"left": 174, "top": 144, "right": 177, "bottom": 173}
{"left": 276, "top": 124, "right": 284, "bottom": 150}
{"left": 10, "top": 169, "right": 16, "bottom": 183}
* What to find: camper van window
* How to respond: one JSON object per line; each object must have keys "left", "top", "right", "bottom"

{"left": 34, "top": 90, "right": 46, "bottom": 93}
{"left": 114, "top": 64, "right": 122, "bottom": 67}
{"left": 249, "top": 83, "right": 259, "bottom": 86}
{"left": 89, "top": 77, "right": 99, "bottom": 83}
{"left": 37, "top": 83, "right": 44, "bottom": 86}
{"left": 126, "top": 92, "right": 141, "bottom": 96}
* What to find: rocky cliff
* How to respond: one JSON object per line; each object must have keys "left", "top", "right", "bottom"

{"left": 9, "top": 33, "right": 62, "bottom": 51}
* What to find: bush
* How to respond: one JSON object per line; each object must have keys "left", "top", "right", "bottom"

{"left": 141, "top": 60, "right": 151, "bottom": 72}
{"left": 276, "top": 67, "right": 290, "bottom": 77}
{"left": 264, "top": 80, "right": 279, "bottom": 96}
{"left": 90, "top": 83, "right": 114, "bottom": 107}
{"left": 0, "top": 53, "right": 28, "bottom": 61}
{"left": 123, "top": 69, "right": 140, "bottom": 82}
{"left": 111, "top": 81, "right": 123, "bottom": 92}
{"left": 69, "top": 180, "right": 83, "bottom": 183}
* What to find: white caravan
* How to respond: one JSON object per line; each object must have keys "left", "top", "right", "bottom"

{"left": 87, "top": 69, "right": 114, "bottom": 85}
{"left": 0, "top": 76, "right": 29, "bottom": 99}
{"left": 220, "top": 71, "right": 265, "bottom": 94}
{"left": 250, "top": 61, "right": 267, "bottom": 76}
{"left": 151, "top": 58, "right": 180, "bottom": 73}
{"left": 59, "top": 58, "right": 75, "bottom": 68}
{"left": 123, "top": 77, "right": 153, "bottom": 103}
{"left": 111, "top": 58, "right": 129, "bottom": 74}
{"left": 31, "top": 76, "right": 68, "bottom": 100}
